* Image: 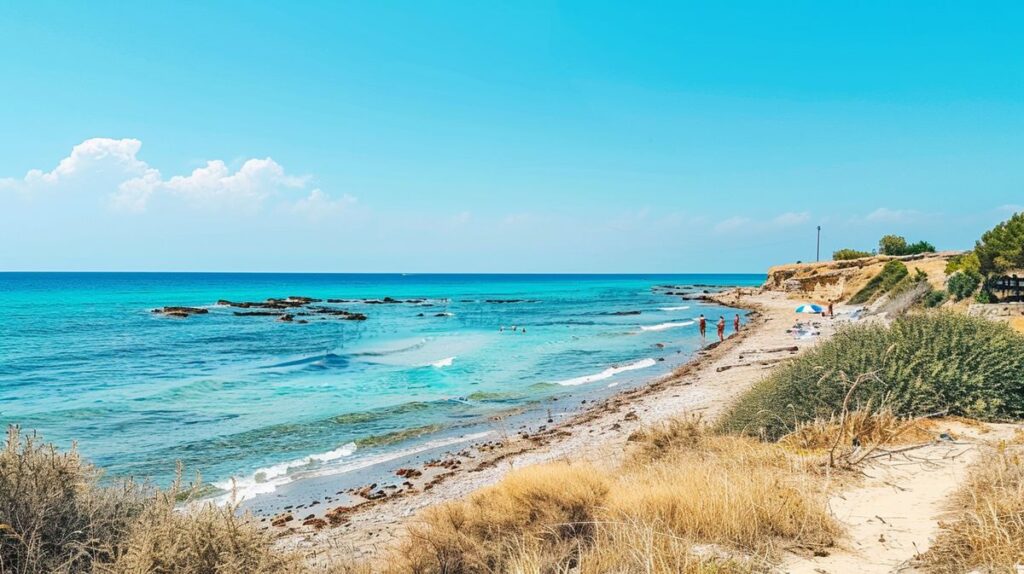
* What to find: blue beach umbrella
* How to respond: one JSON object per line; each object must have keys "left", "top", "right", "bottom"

{"left": 795, "top": 304, "right": 824, "bottom": 314}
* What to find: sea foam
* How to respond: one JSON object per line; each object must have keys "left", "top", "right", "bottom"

{"left": 659, "top": 305, "right": 690, "bottom": 311}
{"left": 639, "top": 320, "right": 695, "bottom": 332}
{"left": 555, "top": 357, "right": 657, "bottom": 386}
{"left": 213, "top": 442, "right": 357, "bottom": 503}
{"left": 430, "top": 356, "right": 455, "bottom": 368}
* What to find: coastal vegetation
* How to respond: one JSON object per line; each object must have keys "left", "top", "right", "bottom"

{"left": 877, "top": 234, "right": 936, "bottom": 256}
{"left": 975, "top": 211, "right": 1024, "bottom": 276}
{"left": 924, "top": 441, "right": 1024, "bottom": 572}
{"left": 847, "top": 260, "right": 909, "bottom": 304}
{"left": 832, "top": 234, "right": 936, "bottom": 262}
{"left": 717, "top": 312, "right": 1024, "bottom": 440}
{"left": 832, "top": 248, "right": 872, "bottom": 261}
{"left": 387, "top": 418, "right": 837, "bottom": 573}
{"left": 0, "top": 427, "right": 301, "bottom": 574}
{"left": 948, "top": 269, "right": 982, "bottom": 301}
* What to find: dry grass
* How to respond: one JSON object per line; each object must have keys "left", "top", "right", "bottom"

{"left": 0, "top": 426, "right": 301, "bottom": 574}
{"left": 102, "top": 488, "right": 304, "bottom": 574}
{"left": 923, "top": 445, "right": 1024, "bottom": 573}
{"left": 779, "top": 407, "right": 933, "bottom": 466}
{"left": 383, "top": 418, "right": 839, "bottom": 573}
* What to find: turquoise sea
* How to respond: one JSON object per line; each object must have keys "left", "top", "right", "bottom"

{"left": 0, "top": 273, "right": 762, "bottom": 507}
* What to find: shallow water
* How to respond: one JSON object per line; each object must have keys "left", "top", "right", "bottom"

{"left": 0, "top": 273, "right": 762, "bottom": 503}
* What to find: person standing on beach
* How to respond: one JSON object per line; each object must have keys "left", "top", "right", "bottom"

{"left": 698, "top": 314, "right": 706, "bottom": 340}
{"left": 733, "top": 313, "right": 740, "bottom": 334}
{"left": 828, "top": 300, "right": 834, "bottom": 318}
{"left": 717, "top": 316, "right": 725, "bottom": 341}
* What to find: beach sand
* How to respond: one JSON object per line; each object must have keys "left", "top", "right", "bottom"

{"left": 275, "top": 288, "right": 847, "bottom": 566}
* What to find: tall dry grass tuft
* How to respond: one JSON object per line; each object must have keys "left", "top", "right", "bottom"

{"left": 779, "top": 407, "right": 932, "bottom": 467}
{"left": 923, "top": 445, "right": 1024, "bottom": 573}
{"left": 389, "top": 421, "right": 838, "bottom": 573}
{"left": 396, "top": 463, "right": 609, "bottom": 573}
{"left": 0, "top": 426, "right": 302, "bottom": 574}
{"left": 103, "top": 486, "right": 304, "bottom": 574}
{"left": 0, "top": 426, "right": 148, "bottom": 574}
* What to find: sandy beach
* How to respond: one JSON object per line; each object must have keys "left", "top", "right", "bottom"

{"left": 276, "top": 288, "right": 847, "bottom": 566}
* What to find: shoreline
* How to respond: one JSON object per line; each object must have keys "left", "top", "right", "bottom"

{"left": 274, "top": 287, "right": 837, "bottom": 566}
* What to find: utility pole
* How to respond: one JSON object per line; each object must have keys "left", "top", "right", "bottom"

{"left": 816, "top": 225, "right": 821, "bottom": 262}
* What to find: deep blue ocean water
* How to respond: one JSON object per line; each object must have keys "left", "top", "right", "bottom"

{"left": 0, "top": 273, "right": 762, "bottom": 503}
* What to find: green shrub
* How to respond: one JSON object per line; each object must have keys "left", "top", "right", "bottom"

{"left": 948, "top": 270, "right": 982, "bottom": 301}
{"left": 717, "top": 313, "right": 1024, "bottom": 440}
{"left": 923, "top": 289, "right": 948, "bottom": 308}
{"left": 946, "top": 252, "right": 981, "bottom": 275}
{"left": 879, "top": 235, "right": 908, "bottom": 256}
{"left": 878, "top": 234, "right": 936, "bottom": 256}
{"left": 833, "top": 248, "right": 872, "bottom": 261}
{"left": 976, "top": 212, "right": 1024, "bottom": 275}
{"left": 904, "top": 240, "right": 937, "bottom": 255}
{"left": 848, "top": 260, "right": 908, "bottom": 304}
{"left": 976, "top": 290, "right": 994, "bottom": 304}
{"left": 889, "top": 268, "right": 928, "bottom": 297}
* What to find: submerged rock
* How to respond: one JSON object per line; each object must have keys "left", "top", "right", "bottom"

{"left": 152, "top": 306, "right": 208, "bottom": 318}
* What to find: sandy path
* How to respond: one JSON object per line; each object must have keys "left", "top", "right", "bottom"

{"left": 278, "top": 290, "right": 843, "bottom": 566}
{"left": 783, "top": 421, "right": 1020, "bottom": 574}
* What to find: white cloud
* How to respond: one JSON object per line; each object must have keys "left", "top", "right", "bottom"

{"left": 771, "top": 211, "right": 811, "bottom": 227}
{"left": 865, "top": 207, "right": 917, "bottom": 223}
{"left": 3, "top": 137, "right": 335, "bottom": 214}
{"left": 291, "top": 189, "right": 357, "bottom": 221}
{"left": 713, "top": 216, "right": 751, "bottom": 234}
{"left": 27, "top": 138, "right": 152, "bottom": 185}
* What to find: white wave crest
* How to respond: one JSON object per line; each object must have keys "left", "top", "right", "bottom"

{"left": 555, "top": 358, "right": 657, "bottom": 386}
{"left": 213, "top": 442, "right": 357, "bottom": 504}
{"left": 639, "top": 320, "right": 694, "bottom": 332}
{"left": 659, "top": 305, "right": 690, "bottom": 311}
{"left": 430, "top": 356, "right": 455, "bottom": 368}
{"left": 303, "top": 431, "right": 493, "bottom": 480}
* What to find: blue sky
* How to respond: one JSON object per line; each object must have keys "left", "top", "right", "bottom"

{"left": 1, "top": 1, "right": 1021, "bottom": 272}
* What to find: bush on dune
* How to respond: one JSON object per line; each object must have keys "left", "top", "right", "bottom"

{"left": 948, "top": 269, "right": 982, "bottom": 301}
{"left": 0, "top": 426, "right": 299, "bottom": 574}
{"left": 832, "top": 248, "right": 872, "bottom": 261}
{"left": 717, "top": 313, "right": 1024, "bottom": 441}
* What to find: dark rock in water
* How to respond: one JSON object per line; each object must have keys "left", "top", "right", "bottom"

{"left": 265, "top": 298, "right": 307, "bottom": 308}
{"left": 308, "top": 306, "right": 368, "bottom": 320}
{"left": 234, "top": 311, "right": 283, "bottom": 317}
{"left": 484, "top": 299, "right": 537, "bottom": 304}
{"left": 285, "top": 296, "right": 321, "bottom": 304}
{"left": 609, "top": 310, "right": 641, "bottom": 315}
{"left": 279, "top": 314, "right": 294, "bottom": 322}
{"left": 434, "top": 313, "right": 450, "bottom": 317}
{"left": 152, "top": 306, "right": 208, "bottom": 317}
{"left": 416, "top": 313, "right": 425, "bottom": 317}
{"left": 326, "top": 299, "right": 353, "bottom": 303}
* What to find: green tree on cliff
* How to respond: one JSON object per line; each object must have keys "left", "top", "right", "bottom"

{"left": 975, "top": 212, "right": 1024, "bottom": 275}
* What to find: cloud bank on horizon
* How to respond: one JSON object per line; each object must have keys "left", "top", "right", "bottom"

{"left": 0, "top": 136, "right": 1012, "bottom": 273}
{"left": 1, "top": 138, "right": 351, "bottom": 217}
